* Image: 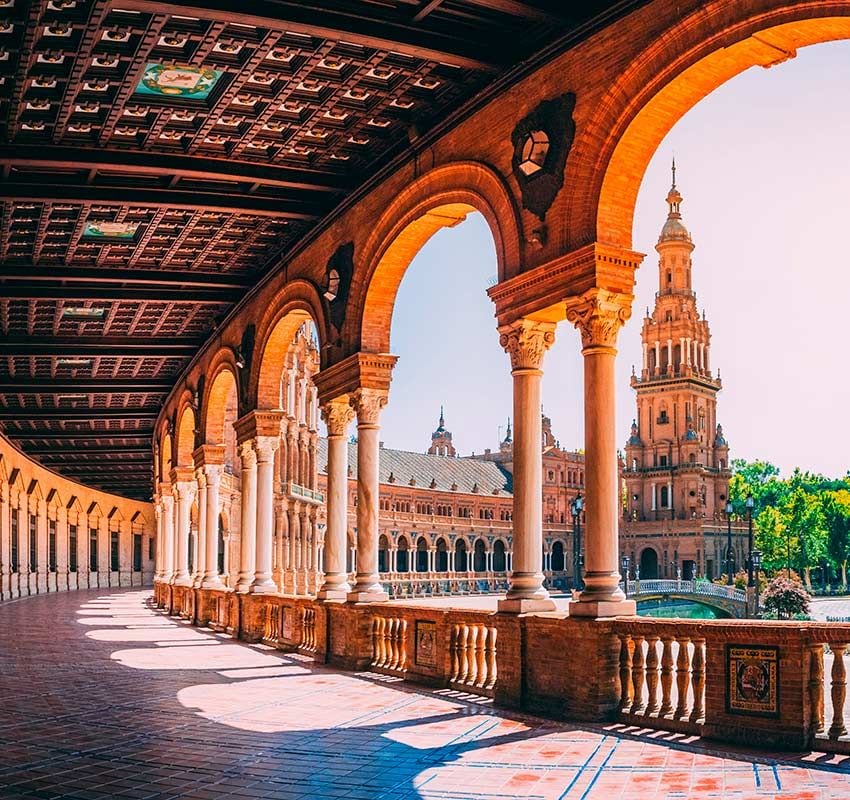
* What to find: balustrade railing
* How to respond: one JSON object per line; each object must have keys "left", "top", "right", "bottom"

{"left": 625, "top": 578, "right": 746, "bottom": 604}
{"left": 371, "top": 615, "right": 408, "bottom": 673}
{"left": 450, "top": 621, "right": 497, "bottom": 695}
{"left": 301, "top": 607, "right": 317, "bottom": 652}
{"left": 614, "top": 621, "right": 707, "bottom": 733}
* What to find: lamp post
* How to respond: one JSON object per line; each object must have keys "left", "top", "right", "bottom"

{"left": 622, "top": 554, "right": 630, "bottom": 596}
{"left": 752, "top": 549, "right": 762, "bottom": 617}
{"left": 746, "top": 493, "right": 755, "bottom": 588}
{"left": 571, "top": 493, "right": 583, "bottom": 591}
{"left": 725, "top": 500, "right": 734, "bottom": 586}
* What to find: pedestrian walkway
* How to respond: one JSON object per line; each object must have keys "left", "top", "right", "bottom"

{"left": 1, "top": 589, "right": 849, "bottom": 799}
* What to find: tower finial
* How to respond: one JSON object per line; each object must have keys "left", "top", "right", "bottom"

{"left": 671, "top": 156, "right": 676, "bottom": 189}
{"left": 439, "top": 405, "right": 444, "bottom": 426}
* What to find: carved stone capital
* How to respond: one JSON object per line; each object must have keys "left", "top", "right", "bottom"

{"left": 565, "top": 289, "right": 632, "bottom": 350}
{"left": 350, "top": 387, "right": 388, "bottom": 426}
{"left": 254, "top": 435, "right": 280, "bottom": 463}
{"left": 203, "top": 463, "right": 224, "bottom": 485}
{"left": 498, "top": 319, "right": 556, "bottom": 371}
{"left": 321, "top": 398, "right": 355, "bottom": 436}
{"left": 239, "top": 440, "right": 257, "bottom": 469}
{"left": 174, "top": 480, "right": 197, "bottom": 504}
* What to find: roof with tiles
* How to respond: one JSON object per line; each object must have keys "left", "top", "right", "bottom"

{"left": 317, "top": 439, "right": 512, "bottom": 497}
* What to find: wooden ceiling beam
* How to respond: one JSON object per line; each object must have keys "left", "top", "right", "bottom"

{"left": 28, "top": 445, "right": 152, "bottom": 456}
{"left": 0, "top": 146, "right": 350, "bottom": 195}
{"left": 0, "top": 336, "right": 197, "bottom": 356}
{"left": 0, "top": 266, "right": 255, "bottom": 289}
{"left": 0, "top": 183, "right": 320, "bottom": 220}
{"left": 1, "top": 379, "right": 173, "bottom": 393}
{"left": 0, "top": 408, "right": 160, "bottom": 420}
{"left": 0, "top": 284, "right": 237, "bottom": 302}
{"left": 4, "top": 430, "right": 153, "bottom": 440}
{"left": 111, "top": 0, "right": 503, "bottom": 70}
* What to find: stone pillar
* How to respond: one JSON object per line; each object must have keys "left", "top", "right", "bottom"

{"left": 161, "top": 491, "right": 175, "bottom": 582}
{"left": 56, "top": 505, "right": 69, "bottom": 591}
{"left": 173, "top": 479, "right": 196, "bottom": 587}
{"left": 347, "top": 388, "right": 389, "bottom": 602}
{"left": 497, "top": 319, "right": 556, "bottom": 613}
{"left": 202, "top": 464, "right": 225, "bottom": 589}
{"left": 153, "top": 500, "right": 163, "bottom": 581}
{"left": 236, "top": 442, "right": 257, "bottom": 593}
{"left": 566, "top": 289, "right": 636, "bottom": 616}
{"left": 251, "top": 436, "right": 279, "bottom": 593}
{"left": 287, "top": 506, "right": 298, "bottom": 592}
{"left": 193, "top": 469, "right": 207, "bottom": 587}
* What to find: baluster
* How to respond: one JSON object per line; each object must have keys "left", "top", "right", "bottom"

{"left": 809, "top": 645, "right": 824, "bottom": 734}
{"left": 630, "top": 635, "right": 646, "bottom": 714}
{"left": 373, "top": 616, "right": 385, "bottom": 667}
{"left": 659, "top": 636, "right": 674, "bottom": 717}
{"left": 467, "top": 624, "right": 479, "bottom": 687}
{"left": 485, "top": 626, "right": 498, "bottom": 690}
{"left": 398, "top": 619, "right": 408, "bottom": 670}
{"left": 475, "top": 625, "right": 488, "bottom": 688}
{"left": 829, "top": 643, "right": 848, "bottom": 739}
{"left": 619, "top": 634, "right": 633, "bottom": 712}
{"left": 370, "top": 617, "right": 379, "bottom": 665}
{"left": 645, "top": 635, "right": 660, "bottom": 715}
{"left": 450, "top": 624, "right": 461, "bottom": 683}
{"left": 458, "top": 624, "right": 470, "bottom": 684}
{"left": 675, "top": 637, "right": 691, "bottom": 719}
{"left": 389, "top": 618, "right": 399, "bottom": 670}
{"left": 689, "top": 638, "right": 706, "bottom": 723}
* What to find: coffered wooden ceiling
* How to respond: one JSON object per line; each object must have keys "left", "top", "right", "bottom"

{"left": 0, "top": 0, "right": 642, "bottom": 500}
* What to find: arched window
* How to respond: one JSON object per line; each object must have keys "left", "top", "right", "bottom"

{"left": 492, "top": 540, "right": 506, "bottom": 573}
{"left": 454, "top": 539, "right": 468, "bottom": 572}
{"left": 473, "top": 539, "right": 487, "bottom": 573}
{"left": 551, "top": 540, "right": 565, "bottom": 571}
{"left": 397, "top": 538, "right": 409, "bottom": 573}
{"left": 378, "top": 534, "right": 389, "bottom": 573}
{"left": 660, "top": 485, "right": 670, "bottom": 508}
{"left": 416, "top": 537, "right": 429, "bottom": 572}
{"left": 435, "top": 538, "right": 448, "bottom": 572}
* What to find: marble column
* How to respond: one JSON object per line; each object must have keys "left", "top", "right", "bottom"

{"left": 566, "top": 289, "right": 636, "bottom": 616}
{"left": 173, "top": 481, "right": 195, "bottom": 587}
{"left": 161, "top": 492, "right": 174, "bottom": 582}
{"left": 347, "top": 388, "right": 389, "bottom": 602}
{"left": 497, "top": 319, "right": 556, "bottom": 612}
{"left": 193, "top": 470, "right": 207, "bottom": 588}
{"left": 251, "top": 436, "right": 279, "bottom": 593}
{"left": 153, "top": 500, "right": 163, "bottom": 581}
{"left": 201, "top": 464, "right": 225, "bottom": 589}
{"left": 236, "top": 441, "right": 257, "bottom": 593}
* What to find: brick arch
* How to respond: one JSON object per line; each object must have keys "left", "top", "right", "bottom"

{"left": 174, "top": 401, "right": 196, "bottom": 469}
{"left": 201, "top": 353, "right": 239, "bottom": 446}
{"left": 355, "top": 161, "right": 521, "bottom": 355}
{"left": 252, "top": 280, "right": 325, "bottom": 412}
{"left": 565, "top": 6, "right": 850, "bottom": 251}
{"left": 158, "top": 423, "right": 172, "bottom": 482}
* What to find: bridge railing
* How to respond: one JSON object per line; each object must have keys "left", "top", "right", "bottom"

{"left": 625, "top": 578, "right": 746, "bottom": 604}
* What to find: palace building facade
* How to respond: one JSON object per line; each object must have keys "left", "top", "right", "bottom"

{"left": 620, "top": 168, "right": 747, "bottom": 581}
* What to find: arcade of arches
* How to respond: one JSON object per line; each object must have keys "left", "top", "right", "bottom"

{"left": 4, "top": 0, "right": 850, "bottom": 770}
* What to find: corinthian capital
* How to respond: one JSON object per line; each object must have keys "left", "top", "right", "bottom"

{"left": 350, "top": 387, "right": 388, "bottom": 426}
{"left": 498, "top": 319, "right": 556, "bottom": 371}
{"left": 320, "top": 398, "right": 355, "bottom": 436}
{"left": 239, "top": 440, "right": 257, "bottom": 469}
{"left": 254, "top": 435, "right": 280, "bottom": 463}
{"left": 565, "top": 289, "right": 632, "bottom": 350}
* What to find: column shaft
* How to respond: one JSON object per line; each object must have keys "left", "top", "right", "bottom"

{"left": 236, "top": 443, "right": 257, "bottom": 593}
{"left": 251, "top": 437, "right": 278, "bottom": 593}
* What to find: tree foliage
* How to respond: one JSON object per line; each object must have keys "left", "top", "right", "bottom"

{"left": 761, "top": 575, "right": 811, "bottom": 619}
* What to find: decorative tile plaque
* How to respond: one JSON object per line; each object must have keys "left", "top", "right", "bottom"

{"left": 415, "top": 620, "right": 437, "bottom": 667}
{"left": 726, "top": 644, "right": 779, "bottom": 717}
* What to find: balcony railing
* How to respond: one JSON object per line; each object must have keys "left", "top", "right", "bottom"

{"left": 285, "top": 481, "right": 324, "bottom": 504}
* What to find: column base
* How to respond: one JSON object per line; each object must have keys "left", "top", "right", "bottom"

{"left": 316, "top": 587, "right": 349, "bottom": 602}
{"left": 346, "top": 589, "right": 389, "bottom": 603}
{"left": 174, "top": 575, "right": 193, "bottom": 587}
{"left": 247, "top": 579, "right": 278, "bottom": 595}
{"left": 498, "top": 596, "right": 557, "bottom": 613}
{"left": 569, "top": 598, "right": 636, "bottom": 618}
{"left": 201, "top": 577, "right": 225, "bottom": 590}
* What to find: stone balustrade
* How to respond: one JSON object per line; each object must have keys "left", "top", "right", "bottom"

{"left": 156, "top": 586, "right": 850, "bottom": 754}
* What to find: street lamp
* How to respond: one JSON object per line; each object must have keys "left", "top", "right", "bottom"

{"left": 571, "top": 493, "right": 584, "bottom": 591}
{"left": 746, "top": 493, "right": 755, "bottom": 587}
{"left": 725, "top": 500, "right": 734, "bottom": 586}
{"left": 622, "top": 554, "right": 630, "bottom": 596}
{"left": 752, "top": 550, "right": 762, "bottom": 617}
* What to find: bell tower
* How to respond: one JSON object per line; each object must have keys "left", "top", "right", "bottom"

{"left": 624, "top": 163, "right": 731, "bottom": 526}
{"left": 427, "top": 407, "right": 456, "bottom": 457}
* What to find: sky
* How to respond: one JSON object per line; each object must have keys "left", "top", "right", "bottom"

{"left": 379, "top": 40, "right": 850, "bottom": 478}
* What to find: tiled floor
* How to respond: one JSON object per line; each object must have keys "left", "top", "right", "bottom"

{"left": 1, "top": 590, "right": 849, "bottom": 799}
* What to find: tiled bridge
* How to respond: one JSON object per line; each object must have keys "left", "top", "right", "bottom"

{"left": 1, "top": 589, "right": 850, "bottom": 799}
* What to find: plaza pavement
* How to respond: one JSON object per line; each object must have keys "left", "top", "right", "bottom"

{"left": 1, "top": 588, "right": 849, "bottom": 799}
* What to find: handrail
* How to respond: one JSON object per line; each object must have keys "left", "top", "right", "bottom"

{"left": 625, "top": 578, "right": 746, "bottom": 604}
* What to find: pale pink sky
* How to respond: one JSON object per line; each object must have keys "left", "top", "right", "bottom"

{"left": 380, "top": 40, "right": 850, "bottom": 479}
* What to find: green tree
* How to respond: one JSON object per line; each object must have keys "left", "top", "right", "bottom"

{"left": 754, "top": 505, "right": 788, "bottom": 573}
{"left": 781, "top": 488, "right": 826, "bottom": 589}
{"left": 824, "top": 489, "right": 850, "bottom": 586}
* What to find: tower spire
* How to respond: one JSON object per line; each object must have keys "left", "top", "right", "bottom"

{"left": 439, "top": 405, "right": 444, "bottom": 427}
{"left": 671, "top": 156, "right": 676, "bottom": 189}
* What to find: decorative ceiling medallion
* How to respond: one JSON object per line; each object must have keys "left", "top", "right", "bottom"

{"left": 510, "top": 92, "right": 576, "bottom": 221}
{"left": 81, "top": 221, "right": 140, "bottom": 242}
{"left": 134, "top": 63, "right": 223, "bottom": 100}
